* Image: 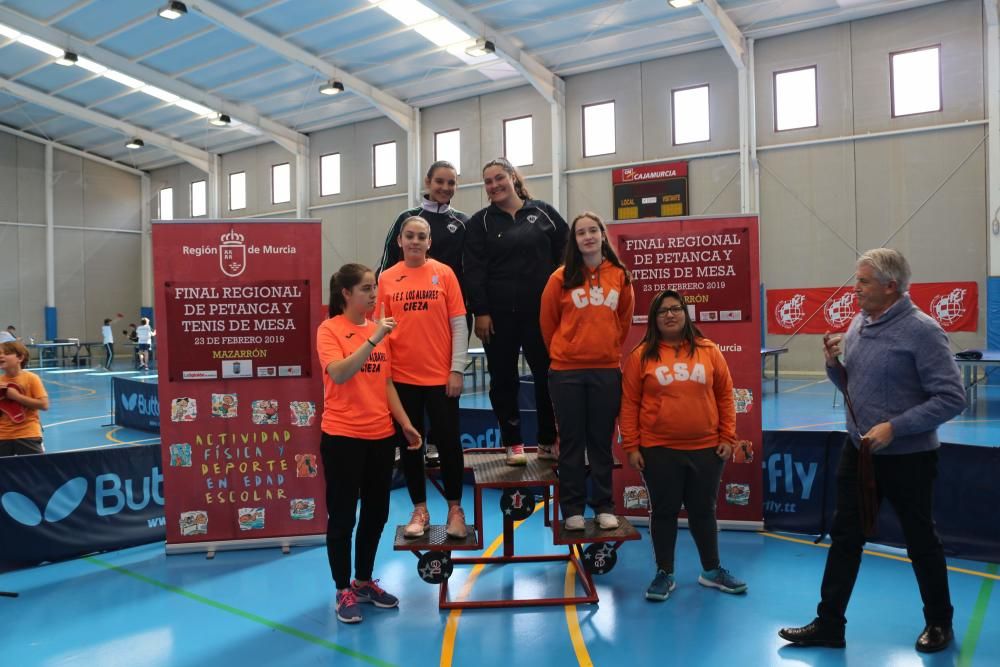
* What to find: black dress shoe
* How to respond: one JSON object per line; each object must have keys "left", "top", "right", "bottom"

{"left": 915, "top": 625, "right": 953, "bottom": 653}
{"left": 778, "top": 619, "right": 846, "bottom": 648}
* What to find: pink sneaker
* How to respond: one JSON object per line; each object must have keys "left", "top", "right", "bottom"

{"left": 446, "top": 505, "right": 468, "bottom": 539}
{"left": 403, "top": 506, "right": 430, "bottom": 538}
{"left": 505, "top": 444, "right": 527, "bottom": 466}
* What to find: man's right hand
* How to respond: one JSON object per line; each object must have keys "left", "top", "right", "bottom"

{"left": 474, "top": 315, "right": 494, "bottom": 345}
{"left": 823, "top": 331, "right": 843, "bottom": 367}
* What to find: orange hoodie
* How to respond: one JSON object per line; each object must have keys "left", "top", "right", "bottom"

{"left": 619, "top": 339, "right": 736, "bottom": 451}
{"left": 539, "top": 261, "right": 634, "bottom": 371}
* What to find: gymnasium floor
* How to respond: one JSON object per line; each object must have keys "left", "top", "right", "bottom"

{"left": 1, "top": 359, "right": 997, "bottom": 667}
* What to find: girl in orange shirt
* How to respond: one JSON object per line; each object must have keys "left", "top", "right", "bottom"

{"left": 620, "top": 289, "right": 747, "bottom": 601}
{"left": 377, "top": 217, "right": 470, "bottom": 541}
{"left": 316, "top": 263, "right": 421, "bottom": 624}
{"left": 540, "top": 212, "right": 634, "bottom": 531}
{"left": 0, "top": 341, "right": 49, "bottom": 456}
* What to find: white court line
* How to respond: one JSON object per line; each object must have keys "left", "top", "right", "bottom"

{"left": 45, "top": 414, "right": 111, "bottom": 428}
{"left": 132, "top": 374, "right": 159, "bottom": 380}
{"left": 45, "top": 368, "right": 101, "bottom": 374}
{"left": 88, "top": 371, "right": 141, "bottom": 376}
{"left": 87, "top": 438, "right": 161, "bottom": 450}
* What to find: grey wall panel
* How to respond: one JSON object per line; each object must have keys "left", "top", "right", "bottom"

{"left": 53, "top": 151, "right": 83, "bottom": 228}
{"left": 420, "top": 96, "right": 482, "bottom": 179}
{"left": 565, "top": 63, "right": 643, "bottom": 171}
{"left": 148, "top": 163, "right": 209, "bottom": 219}
{"left": 567, "top": 172, "right": 614, "bottom": 222}
{"left": 16, "top": 226, "right": 46, "bottom": 342}
{"left": 755, "top": 23, "right": 854, "bottom": 144}
{"left": 0, "top": 133, "right": 16, "bottom": 221}
{"left": 83, "top": 160, "right": 140, "bottom": 230}
{"left": 16, "top": 139, "right": 44, "bottom": 224}
{"left": 0, "top": 224, "right": 21, "bottom": 324}
{"left": 477, "top": 85, "right": 551, "bottom": 175}
{"left": 310, "top": 125, "right": 354, "bottom": 208}
{"left": 851, "top": 0, "right": 984, "bottom": 133}
{"left": 354, "top": 117, "right": 408, "bottom": 200}
{"left": 53, "top": 228, "right": 85, "bottom": 337}
{"left": 253, "top": 143, "right": 296, "bottom": 214}
{"left": 83, "top": 231, "right": 142, "bottom": 338}
{"left": 222, "top": 147, "right": 260, "bottom": 216}
{"left": 690, "top": 155, "right": 741, "bottom": 216}
{"left": 640, "top": 48, "right": 739, "bottom": 159}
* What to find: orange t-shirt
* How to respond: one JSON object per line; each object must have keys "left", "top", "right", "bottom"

{"left": 619, "top": 339, "right": 736, "bottom": 452}
{"left": 0, "top": 370, "right": 46, "bottom": 440}
{"left": 539, "top": 261, "right": 634, "bottom": 370}
{"left": 316, "top": 315, "right": 395, "bottom": 439}
{"left": 376, "top": 258, "right": 466, "bottom": 386}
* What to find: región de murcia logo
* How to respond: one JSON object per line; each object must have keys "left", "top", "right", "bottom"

{"left": 220, "top": 228, "right": 247, "bottom": 277}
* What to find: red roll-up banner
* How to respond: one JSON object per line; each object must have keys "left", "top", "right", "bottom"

{"left": 766, "top": 282, "right": 978, "bottom": 334}
{"left": 153, "top": 219, "right": 327, "bottom": 554}
{"left": 608, "top": 215, "right": 763, "bottom": 528}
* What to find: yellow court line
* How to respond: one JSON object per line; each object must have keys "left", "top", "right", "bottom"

{"left": 43, "top": 378, "right": 98, "bottom": 398}
{"left": 440, "top": 502, "right": 546, "bottom": 667}
{"left": 564, "top": 560, "right": 594, "bottom": 667}
{"left": 762, "top": 532, "right": 1000, "bottom": 580}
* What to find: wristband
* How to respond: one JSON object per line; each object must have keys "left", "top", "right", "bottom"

{"left": 366, "top": 338, "right": 377, "bottom": 347}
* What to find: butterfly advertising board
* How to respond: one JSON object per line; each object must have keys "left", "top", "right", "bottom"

{"left": 153, "top": 219, "right": 326, "bottom": 554}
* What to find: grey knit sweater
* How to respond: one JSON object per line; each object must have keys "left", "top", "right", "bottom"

{"left": 826, "top": 294, "right": 965, "bottom": 455}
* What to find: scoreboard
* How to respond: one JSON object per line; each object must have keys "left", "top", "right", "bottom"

{"left": 612, "top": 161, "right": 688, "bottom": 220}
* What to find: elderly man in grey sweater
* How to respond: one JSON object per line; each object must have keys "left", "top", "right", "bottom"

{"left": 779, "top": 248, "right": 965, "bottom": 654}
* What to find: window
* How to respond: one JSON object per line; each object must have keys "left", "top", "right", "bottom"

{"left": 503, "top": 116, "right": 533, "bottom": 166}
{"left": 890, "top": 45, "right": 941, "bottom": 117}
{"left": 774, "top": 66, "right": 818, "bottom": 131}
{"left": 434, "top": 129, "right": 461, "bottom": 174}
{"left": 271, "top": 162, "right": 291, "bottom": 204}
{"left": 229, "top": 172, "right": 246, "bottom": 211}
{"left": 672, "top": 84, "right": 710, "bottom": 145}
{"left": 158, "top": 187, "right": 173, "bottom": 220}
{"left": 320, "top": 153, "right": 341, "bottom": 196}
{"left": 583, "top": 101, "right": 616, "bottom": 157}
{"left": 373, "top": 141, "right": 397, "bottom": 188}
{"left": 190, "top": 180, "right": 206, "bottom": 217}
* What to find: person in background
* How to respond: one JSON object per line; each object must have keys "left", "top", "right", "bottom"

{"left": 620, "top": 289, "right": 746, "bottom": 602}
{"left": 0, "top": 341, "right": 49, "bottom": 456}
{"left": 0, "top": 326, "right": 17, "bottom": 342}
{"left": 463, "top": 157, "right": 568, "bottom": 465}
{"left": 135, "top": 317, "right": 156, "bottom": 370}
{"left": 540, "top": 212, "right": 634, "bottom": 531}
{"left": 101, "top": 314, "right": 122, "bottom": 370}
{"left": 317, "top": 263, "right": 421, "bottom": 625}
{"left": 779, "top": 248, "right": 965, "bottom": 654}
{"left": 377, "top": 217, "right": 469, "bottom": 540}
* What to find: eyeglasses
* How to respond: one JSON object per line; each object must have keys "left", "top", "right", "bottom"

{"left": 656, "top": 306, "right": 686, "bottom": 317}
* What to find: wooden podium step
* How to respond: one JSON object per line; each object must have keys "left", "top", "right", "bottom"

{"left": 465, "top": 449, "right": 558, "bottom": 487}
{"left": 551, "top": 516, "right": 641, "bottom": 545}
{"left": 393, "top": 524, "right": 480, "bottom": 551}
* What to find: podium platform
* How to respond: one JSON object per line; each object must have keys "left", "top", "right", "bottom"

{"left": 395, "top": 447, "right": 640, "bottom": 609}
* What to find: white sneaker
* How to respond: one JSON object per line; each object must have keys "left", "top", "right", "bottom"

{"left": 403, "top": 506, "right": 430, "bottom": 538}
{"left": 596, "top": 513, "right": 619, "bottom": 530}
{"left": 505, "top": 444, "right": 527, "bottom": 466}
{"left": 536, "top": 442, "right": 558, "bottom": 460}
{"left": 564, "top": 514, "right": 585, "bottom": 531}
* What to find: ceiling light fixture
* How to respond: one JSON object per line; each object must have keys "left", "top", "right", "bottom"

{"left": 667, "top": 0, "right": 701, "bottom": 7}
{"left": 125, "top": 138, "right": 144, "bottom": 149}
{"left": 209, "top": 112, "right": 231, "bottom": 126}
{"left": 465, "top": 38, "right": 495, "bottom": 57}
{"left": 319, "top": 80, "right": 344, "bottom": 95}
{"left": 55, "top": 51, "right": 78, "bottom": 66}
{"left": 158, "top": 1, "right": 188, "bottom": 20}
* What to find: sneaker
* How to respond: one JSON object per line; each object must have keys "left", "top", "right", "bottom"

{"left": 505, "top": 444, "right": 527, "bottom": 466}
{"left": 446, "top": 505, "right": 468, "bottom": 539}
{"left": 336, "top": 589, "right": 363, "bottom": 623}
{"left": 536, "top": 442, "right": 558, "bottom": 460}
{"left": 645, "top": 570, "right": 676, "bottom": 601}
{"left": 698, "top": 567, "right": 747, "bottom": 594}
{"left": 596, "top": 513, "right": 619, "bottom": 530}
{"left": 564, "top": 514, "right": 585, "bottom": 531}
{"left": 403, "top": 506, "right": 430, "bottom": 538}
{"left": 425, "top": 443, "right": 440, "bottom": 468}
{"left": 351, "top": 579, "right": 399, "bottom": 608}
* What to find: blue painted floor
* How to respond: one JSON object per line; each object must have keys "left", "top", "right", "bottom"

{"left": 2, "top": 362, "right": 997, "bottom": 666}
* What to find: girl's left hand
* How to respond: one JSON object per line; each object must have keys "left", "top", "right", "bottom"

{"left": 445, "top": 371, "right": 463, "bottom": 398}
{"left": 716, "top": 442, "right": 733, "bottom": 461}
{"left": 403, "top": 423, "right": 422, "bottom": 450}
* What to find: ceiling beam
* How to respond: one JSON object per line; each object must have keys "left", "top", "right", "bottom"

{"left": 0, "top": 76, "right": 211, "bottom": 171}
{"left": 188, "top": 0, "right": 416, "bottom": 132}
{"left": 696, "top": 0, "right": 746, "bottom": 68}
{"left": 420, "top": 0, "right": 564, "bottom": 105}
{"left": 0, "top": 5, "right": 308, "bottom": 155}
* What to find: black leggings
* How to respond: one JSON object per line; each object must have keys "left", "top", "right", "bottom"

{"left": 396, "top": 382, "right": 464, "bottom": 503}
{"left": 320, "top": 432, "right": 396, "bottom": 590}
{"left": 641, "top": 446, "right": 725, "bottom": 574}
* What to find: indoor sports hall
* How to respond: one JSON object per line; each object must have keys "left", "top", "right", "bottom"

{"left": 0, "top": 1, "right": 997, "bottom": 666}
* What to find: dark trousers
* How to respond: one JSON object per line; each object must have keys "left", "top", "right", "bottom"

{"left": 641, "top": 446, "right": 725, "bottom": 574}
{"left": 320, "top": 432, "right": 396, "bottom": 590}
{"left": 549, "top": 368, "right": 621, "bottom": 517}
{"left": 396, "top": 382, "right": 464, "bottom": 504}
{"left": 0, "top": 438, "right": 44, "bottom": 456}
{"left": 817, "top": 444, "right": 953, "bottom": 628}
{"left": 483, "top": 309, "right": 556, "bottom": 446}
{"left": 104, "top": 343, "right": 114, "bottom": 369}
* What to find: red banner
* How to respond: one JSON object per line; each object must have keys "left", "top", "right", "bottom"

{"left": 609, "top": 216, "right": 762, "bottom": 527}
{"left": 153, "top": 220, "right": 326, "bottom": 553}
{"left": 767, "top": 282, "right": 978, "bottom": 334}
